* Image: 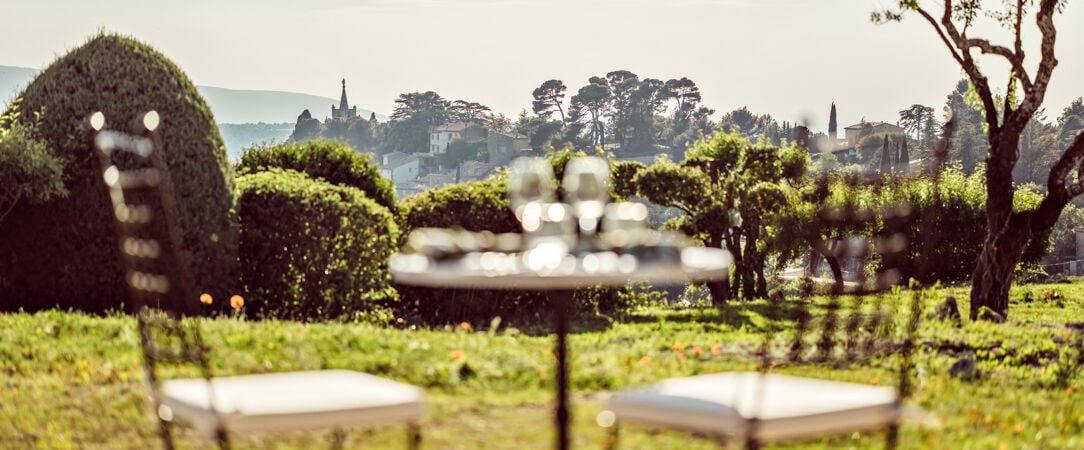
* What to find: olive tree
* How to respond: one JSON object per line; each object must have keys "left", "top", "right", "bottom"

{"left": 635, "top": 130, "right": 806, "bottom": 304}
{"left": 877, "top": 0, "right": 1084, "bottom": 320}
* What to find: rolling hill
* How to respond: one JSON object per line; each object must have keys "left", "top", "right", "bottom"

{"left": 1, "top": 64, "right": 387, "bottom": 159}
{"left": 0, "top": 65, "right": 386, "bottom": 125}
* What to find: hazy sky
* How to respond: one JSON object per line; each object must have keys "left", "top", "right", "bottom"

{"left": 3, "top": 0, "right": 1083, "bottom": 129}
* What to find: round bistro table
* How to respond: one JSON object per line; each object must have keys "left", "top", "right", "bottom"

{"left": 390, "top": 246, "right": 731, "bottom": 450}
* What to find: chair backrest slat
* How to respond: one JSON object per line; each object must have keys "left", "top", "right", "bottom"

{"left": 751, "top": 180, "right": 924, "bottom": 449}
{"left": 92, "top": 111, "right": 216, "bottom": 409}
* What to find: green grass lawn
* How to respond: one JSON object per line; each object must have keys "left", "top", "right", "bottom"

{"left": 2, "top": 282, "right": 1083, "bottom": 449}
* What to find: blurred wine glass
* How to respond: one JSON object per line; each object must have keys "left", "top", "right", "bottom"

{"left": 508, "top": 157, "right": 556, "bottom": 233}
{"left": 562, "top": 157, "right": 610, "bottom": 236}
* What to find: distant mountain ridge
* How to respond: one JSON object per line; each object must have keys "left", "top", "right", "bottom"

{"left": 0, "top": 65, "right": 387, "bottom": 124}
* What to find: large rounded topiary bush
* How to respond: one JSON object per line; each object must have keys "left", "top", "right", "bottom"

{"left": 238, "top": 139, "right": 397, "bottom": 212}
{"left": 0, "top": 33, "right": 237, "bottom": 313}
{"left": 237, "top": 169, "right": 398, "bottom": 320}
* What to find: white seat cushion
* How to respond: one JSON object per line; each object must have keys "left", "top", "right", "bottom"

{"left": 159, "top": 370, "right": 424, "bottom": 437}
{"left": 608, "top": 371, "right": 899, "bottom": 442}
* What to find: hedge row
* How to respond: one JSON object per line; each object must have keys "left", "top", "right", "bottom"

{"left": 237, "top": 169, "right": 398, "bottom": 320}
{"left": 237, "top": 139, "right": 397, "bottom": 212}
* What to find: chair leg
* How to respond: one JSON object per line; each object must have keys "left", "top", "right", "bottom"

{"left": 330, "top": 428, "right": 347, "bottom": 450}
{"left": 157, "top": 418, "right": 175, "bottom": 450}
{"left": 215, "top": 426, "right": 231, "bottom": 450}
{"left": 602, "top": 424, "right": 619, "bottom": 450}
{"left": 886, "top": 422, "right": 899, "bottom": 450}
{"left": 408, "top": 423, "right": 422, "bottom": 450}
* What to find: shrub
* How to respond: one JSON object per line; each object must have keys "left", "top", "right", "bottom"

{"left": 237, "top": 139, "right": 396, "bottom": 212}
{"left": 396, "top": 178, "right": 532, "bottom": 323}
{"left": 237, "top": 169, "right": 398, "bottom": 320}
{"left": 399, "top": 178, "right": 519, "bottom": 235}
{"left": 0, "top": 102, "right": 67, "bottom": 222}
{"left": 0, "top": 33, "right": 237, "bottom": 313}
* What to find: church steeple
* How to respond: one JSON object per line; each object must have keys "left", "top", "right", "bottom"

{"left": 332, "top": 78, "right": 358, "bottom": 120}
{"left": 339, "top": 79, "right": 349, "bottom": 110}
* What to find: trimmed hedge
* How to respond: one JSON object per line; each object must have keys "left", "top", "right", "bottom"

{"left": 238, "top": 139, "right": 396, "bottom": 212}
{"left": 237, "top": 169, "right": 398, "bottom": 320}
{"left": 0, "top": 33, "right": 237, "bottom": 313}
{"left": 399, "top": 178, "right": 519, "bottom": 235}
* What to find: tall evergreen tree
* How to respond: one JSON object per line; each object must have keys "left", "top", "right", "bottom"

{"left": 898, "top": 139, "right": 909, "bottom": 173}
{"left": 880, "top": 134, "right": 891, "bottom": 174}
{"left": 828, "top": 102, "right": 838, "bottom": 139}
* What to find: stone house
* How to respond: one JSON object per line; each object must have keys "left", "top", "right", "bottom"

{"left": 487, "top": 132, "right": 529, "bottom": 166}
{"left": 429, "top": 122, "right": 487, "bottom": 154}
{"left": 379, "top": 151, "right": 420, "bottom": 186}
{"left": 843, "top": 121, "right": 906, "bottom": 146}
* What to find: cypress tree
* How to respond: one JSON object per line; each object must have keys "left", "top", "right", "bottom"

{"left": 880, "top": 134, "right": 891, "bottom": 174}
{"left": 899, "top": 139, "right": 910, "bottom": 173}
{"left": 828, "top": 102, "right": 838, "bottom": 137}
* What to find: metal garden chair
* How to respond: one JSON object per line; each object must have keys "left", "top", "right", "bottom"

{"left": 92, "top": 111, "right": 424, "bottom": 450}
{"left": 603, "top": 197, "right": 923, "bottom": 449}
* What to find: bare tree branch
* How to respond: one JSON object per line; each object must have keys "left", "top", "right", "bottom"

{"left": 1014, "top": 0, "right": 1025, "bottom": 58}
{"left": 1010, "top": 0, "right": 1060, "bottom": 132}
{"left": 1046, "top": 130, "right": 1084, "bottom": 198}
{"left": 933, "top": 1, "right": 1001, "bottom": 135}
{"left": 963, "top": 38, "right": 1033, "bottom": 92}
{"left": 912, "top": 3, "right": 966, "bottom": 67}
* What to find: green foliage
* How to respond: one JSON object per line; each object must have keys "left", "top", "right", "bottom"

{"left": 396, "top": 177, "right": 545, "bottom": 323}
{"left": 396, "top": 153, "right": 643, "bottom": 323}
{"left": 636, "top": 129, "right": 807, "bottom": 302}
{"left": 4, "top": 283, "right": 1084, "bottom": 448}
{"left": 1048, "top": 203, "right": 1084, "bottom": 265}
{"left": 0, "top": 33, "right": 237, "bottom": 313}
{"left": 810, "top": 166, "right": 1047, "bottom": 284}
{"left": 237, "top": 139, "right": 396, "bottom": 211}
{"left": 857, "top": 132, "right": 908, "bottom": 168}
{"left": 0, "top": 102, "right": 67, "bottom": 222}
{"left": 610, "top": 160, "right": 646, "bottom": 200}
{"left": 440, "top": 138, "right": 487, "bottom": 169}
{"left": 387, "top": 91, "right": 448, "bottom": 153}
{"left": 635, "top": 158, "right": 709, "bottom": 214}
{"left": 236, "top": 169, "right": 398, "bottom": 320}
{"left": 399, "top": 178, "right": 519, "bottom": 236}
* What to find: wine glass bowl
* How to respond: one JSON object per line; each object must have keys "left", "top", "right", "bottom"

{"left": 562, "top": 157, "right": 610, "bottom": 235}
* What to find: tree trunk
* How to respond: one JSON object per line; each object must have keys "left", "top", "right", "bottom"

{"left": 725, "top": 232, "right": 743, "bottom": 299}
{"left": 809, "top": 235, "right": 845, "bottom": 295}
{"left": 968, "top": 123, "right": 1021, "bottom": 320}
{"left": 755, "top": 252, "right": 768, "bottom": 298}
{"left": 741, "top": 224, "right": 758, "bottom": 300}
{"left": 707, "top": 234, "right": 732, "bottom": 306}
{"left": 969, "top": 215, "right": 1028, "bottom": 320}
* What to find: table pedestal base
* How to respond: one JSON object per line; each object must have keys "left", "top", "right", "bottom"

{"left": 548, "top": 290, "right": 573, "bottom": 450}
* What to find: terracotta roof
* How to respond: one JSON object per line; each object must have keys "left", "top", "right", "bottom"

{"left": 844, "top": 121, "right": 902, "bottom": 130}
{"left": 430, "top": 121, "right": 482, "bottom": 133}
{"left": 458, "top": 161, "right": 498, "bottom": 180}
{"left": 382, "top": 151, "right": 418, "bottom": 169}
